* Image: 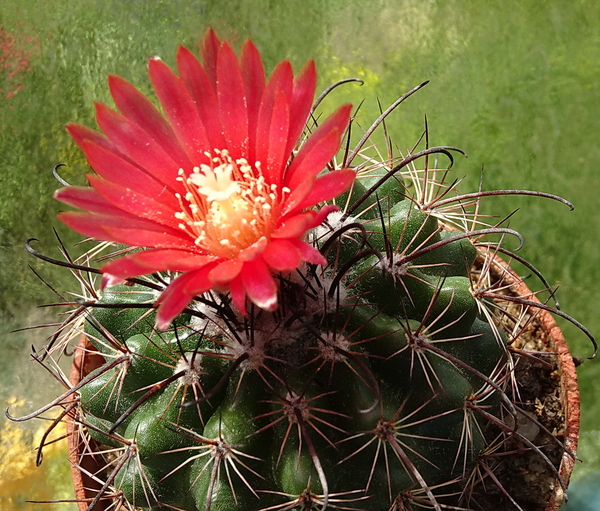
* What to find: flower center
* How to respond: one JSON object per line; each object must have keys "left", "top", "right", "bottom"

{"left": 175, "top": 150, "right": 289, "bottom": 259}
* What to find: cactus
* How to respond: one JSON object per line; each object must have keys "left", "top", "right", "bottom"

{"left": 10, "top": 30, "right": 596, "bottom": 511}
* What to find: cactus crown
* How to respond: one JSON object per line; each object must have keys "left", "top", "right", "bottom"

{"left": 10, "top": 33, "right": 596, "bottom": 511}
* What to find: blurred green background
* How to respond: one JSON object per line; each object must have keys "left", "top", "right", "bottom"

{"left": 1, "top": 0, "right": 599, "bottom": 509}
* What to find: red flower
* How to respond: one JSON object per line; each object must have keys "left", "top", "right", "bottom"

{"left": 55, "top": 30, "right": 354, "bottom": 329}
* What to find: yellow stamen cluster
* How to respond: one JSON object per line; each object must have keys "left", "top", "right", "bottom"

{"left": 175, "top": 150, "right": 289, "bottom": 259}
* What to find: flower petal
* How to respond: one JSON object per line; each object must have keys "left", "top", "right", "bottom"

{"left": 148, "top": 57, "right": 211, "bottom": 164}
{"left": 238, "top": 236, "right": 268, "bottom": 261}
{"left": 208, "top": 259, "right": 244, "bottom": 285}
{"left": 240, "top": 39, "right": 265, "bottom": 165}
{"left": 262, "top": 238, "right": 303, "bottom": 271}
{"left": 217, "top": 42, "right": 249, "bottom": 160}
{"left": 86, "top": 174, "right": 181, "bottom": 229}
{"left": 291, "top": 169, "right": 356, "bottom": 212}
{"left": 264, "top": 89, "right": 290, "bottom": 187}
{"left": 59, "top": 208, "right": 196, "bottom": 250}
{"left": 95, "top": 102, "right": 188, "bottom": 188}
{"left": 229, "top": 275, "right": 247, "bottom": 316}
{"left": 103, "top": 224, "right": 199, "bottom": 250}
{"left": 155, "top": 265, "right": 217, "bottom": 329}
{"left": 108, "top": 74, "right": 191, "bottom": 166}
{"left": 176, "top": 45, "right": 226, "bottom": 151}
{"left": 67, "top": 123, "right": 124, "bottom": 158}
{"left": 271, "top": 211, "right": 316, "bottom": 239}
{"left": 57, "top": 211, "right": 183, "bottom": 246}
{"left": 286, "top": 60, "right": 317, "bottom": 157}
{"left": 255, "top": 60, "right": 293, "bottom": 184}
{"left": 284, "top": 103, "right": 352, "bottom": 190}
{"left": 77, "top": 139, "right": 180, "bottom": 202}
{"left": 101, "top": 249, "right": 216, "bottom": 281}
{"left": 241, "top": 258, "right": 277, "bottom": 311}
{"left": 310, "top": 204, "right": 341, "bottom": 228}
{"left": 274, "top": 204, "right": 340, "bottom": 239}
{"left": 280, "top": 175, "right": 315, "bottom": 217}
{"left": 289, "top": 238, "right": 327, "bottom": 266}
{"left": 201, "top": 28, "right": 221, "bottom": 86}
{"left": 55, "top": 186, "right": 137, "bottom": 217}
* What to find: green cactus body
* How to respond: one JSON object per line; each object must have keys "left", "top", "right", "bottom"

{"left": 71, "top": 185, "right": 518, "bottom": 511}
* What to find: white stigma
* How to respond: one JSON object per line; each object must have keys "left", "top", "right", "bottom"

{"left": 189, "top": 163, "right": 240, "bottom": 203}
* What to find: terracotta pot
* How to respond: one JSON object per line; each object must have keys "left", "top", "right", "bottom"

{"left": 67, "top": 336, "right": 111, "bottom": 511}
{"left": 483, "top": 251, "right": 580, "bottom": 511}
{"left": 66, "top": 253, "right": 580, "bottom": 511}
